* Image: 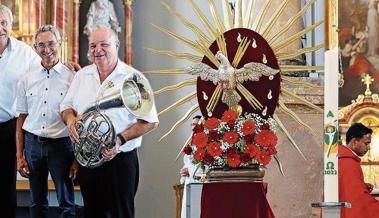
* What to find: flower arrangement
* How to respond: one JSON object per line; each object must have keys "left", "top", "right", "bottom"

{"left": 183, "top": 110, "right": 278, "bottom": 170}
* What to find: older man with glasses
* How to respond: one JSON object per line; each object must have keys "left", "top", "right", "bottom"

{"left": 0, "top": 4, "right": 40, "bottom": 218}
{"left": 15, "top": 25, "right": 77, "bottom": 218}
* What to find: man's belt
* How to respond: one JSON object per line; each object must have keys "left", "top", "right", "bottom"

{"left": 25, "top": 132, "right": 69, "bottom": 144}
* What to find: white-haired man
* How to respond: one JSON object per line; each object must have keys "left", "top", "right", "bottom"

{"left": 61, "top": 27, "right": 158, "bottom": 218}
{"left": 0, "top": 4, "right": 40, "bottom": 217}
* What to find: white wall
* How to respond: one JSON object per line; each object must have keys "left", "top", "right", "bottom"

{"left": 133, "top": 1, "right": 203, "bottom": 217}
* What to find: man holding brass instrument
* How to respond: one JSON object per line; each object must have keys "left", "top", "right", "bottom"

{"left": 60, "top": 27, "right": 159, "bottom": 218}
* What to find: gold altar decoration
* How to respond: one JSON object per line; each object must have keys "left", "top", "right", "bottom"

{"left": 145, "top": 0, "right": 323, "bottom": 177}
{"left": 339, "top": 74, "right": 379, "bottom": 187}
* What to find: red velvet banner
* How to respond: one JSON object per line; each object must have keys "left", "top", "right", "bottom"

{"left": 201, "top": 182, "right": 275, "bottom": 218}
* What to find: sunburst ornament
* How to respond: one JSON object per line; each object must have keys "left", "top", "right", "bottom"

{"left": 144, "top": 0, "right": 323, "bottom": 164}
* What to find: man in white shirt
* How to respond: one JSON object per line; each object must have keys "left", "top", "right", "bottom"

{"left": 61, "top": 27, "right": 158, "bottom": 218}
{"left": 0, "top": 4, "right": 40, "bottom": 218}
{"left": 15, "top": 25, "right": 77, "bottom": 218}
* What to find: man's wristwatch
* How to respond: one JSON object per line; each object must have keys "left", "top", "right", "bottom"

{"left": 116, "top": 134, "right": 126, "bottom": 145}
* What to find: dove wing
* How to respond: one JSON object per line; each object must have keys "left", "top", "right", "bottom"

{"left": 184, "top": 63, "right": 219, "bottom": 85}
{"left": 235, "top": 62, "right": 280, "bottom": 83}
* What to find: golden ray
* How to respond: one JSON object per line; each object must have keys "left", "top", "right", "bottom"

{"left": 273, "top": 155, "right": 285, "bottom": 176}
{"left": 234, "top": 0, "right": 243, "bottom": 28}
{"left": 251, "top": 0, "right": 273, "bottom": 32}
{"left": 278, "top": 100, "right": 316, "bottom": 137}
{"left": 281, "top": 88, "right": 323, "bottom": 113}
{"left": 273, "top": 114, "right": 306, "bottom": 160}
{"left": 159, "top": 104, "right": 200, "bottom": 141}
{"left": 143, "top": 68, "right": 184, "bottom": 74}
{"left": 222, "top": 0, "right": 233, "bottom": 30}
{"left": 151, "top": 24, "right": 219, "bottom": 66}
{"left": 273, "top": 21, "right": 323, "bottom": 52}
{"left": 261, "top": 0, "right": 290, "bottom": 37}
{"left": 236, "top": 83, "right": 263, "bottom": 109}
{"left": 175, "top": 133, "right": 193, "bottom": 161}
{"left": 195, "top": 40, "right": 220, "bottom": 67}
{"left": 206, "top": 84, "right": 222, "bottom": 116}
{"left": 154, "top": 78, "right": 197, "bottom": 95}
{"left": 162, "top": 2, "right": 212, "bottom": 45}
{"left": 244, "top": 0, "right": 256, "bottom": 28}
{"left": 188, "top": 0, "right": 219, "bottom": 39}
{"left": 280, "top": 65, "right": 323, "bottom": 72}
{"left": 267, "top": 0, "right": 316, "bottom": 44}
{"left": 232, "top": 37, "right": 251, "bottom": 67}
{"left": 158, "top": 91, "right": 197, "bottom": 116}
{"left": 207, "top": 0, "right": 226, "bottom": 33}
{"left": 277, "top": 44, "right": 323, "bottom": 61}
{"left": 282, "top": 76, "right": 322, "bottom": 89}
{"left": 216, "top": 34, "right": 228, "bottom": 59}
{"left": 144, "top": 47, "right": 202, "bottom": 63}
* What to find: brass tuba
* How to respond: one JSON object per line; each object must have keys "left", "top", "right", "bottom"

{"left": 74, "top": 73, "right": 154, "bottom": 168}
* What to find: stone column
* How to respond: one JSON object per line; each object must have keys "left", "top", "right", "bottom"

{"left": 72, "top": 0, "right": 80, "bottom": 63}
{"left": 124, "top": 0, "right": 133, "bottom": 65}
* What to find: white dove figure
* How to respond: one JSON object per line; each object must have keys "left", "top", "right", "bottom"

{"left": 185, "top": 51, "right": 280, "bottom": 108}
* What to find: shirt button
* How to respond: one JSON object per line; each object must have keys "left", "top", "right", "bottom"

{"left": 43, "top": 113, "right": 45, "bottom": 116}
{"left": 44, "top": 101, "right": 47, "bottom": 104}
{"left": 42, "top": 126, "right": 45, "bottom": 129}
{"left": 47, "top": 76, "right": 50, "bottom": 79}
{"left": 45, "top": 88, "right": 48, "bottom": 91}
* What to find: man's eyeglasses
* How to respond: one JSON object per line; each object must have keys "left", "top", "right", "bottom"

{"left": 36, "top": 41, "right": 59, "bottom": 49}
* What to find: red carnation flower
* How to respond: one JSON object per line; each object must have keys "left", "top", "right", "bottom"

{"left": 261, "top": 123, "right": 271, "bottom": 130}
{"left": 208, "top": 130, "right": 219, "bottom": 141}
{"left": 254, "top": 130, "right": 278, "bottom": 147}
{"left": 207, "top": 141, "right": 222, "bottom": 157}
{"left": 268, "top": 146, "right": 277, "bottom": 155}
{"left": 223, "top": 131, "right": 239, "bottom": 144}
{"left": 203, "top": 153, "right": 214, "bottom": 165}
{"left": 183, "top": 145, "right": 192, "bottom": 155}
{"left": 193, "top": 124, "right": 204, "bottom": 133}
{"left": 227, "top": 153, "right": 241, "bottom": 168}
{"left": 244, "top": 143, "right": 259, "bottom": 158}
{"left": 194, "top": 148, "right": 206, "bottom": 161}
{"left": 256, "top": 150, "right": 271, "bottom": 165}
{"left": 204, "top": 117, "right": 219, "bottom": 129}
{"left": 241, "top": 120, "right": 255, "bottom": 135}
{"left": 221, "top": 110, "right": 238, "bottom": 124}
{"left": 192, "top": 132, "right": 207, "bottom": 148}
{"left": 240, "top": 153, "right": 252, "bottom": 163}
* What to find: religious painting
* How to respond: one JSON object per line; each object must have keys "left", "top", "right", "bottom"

{"left": 339, "top": 0, "right": 379, "bottom": 106}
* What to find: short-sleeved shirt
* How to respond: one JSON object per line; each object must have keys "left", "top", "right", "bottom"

{"left": 0, "top": 37, "right": 40, "bottom": 122}
{"left": 60, "top": 60, "right": 159, "bottom": 152}
{"left": 16, "top": 62, "right": 74, "bottom": 138}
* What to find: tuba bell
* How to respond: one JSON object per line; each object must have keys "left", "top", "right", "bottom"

{"left": 74, "top": 73, "right": 154, "bottom": 168}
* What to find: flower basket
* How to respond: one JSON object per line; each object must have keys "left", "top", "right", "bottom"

{"left": 183, "top": 110, "right": 278, "bottom": 181}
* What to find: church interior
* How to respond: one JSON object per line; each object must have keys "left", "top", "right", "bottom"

{"left": 6, "top": 0, "right": 379, "bottom": 217}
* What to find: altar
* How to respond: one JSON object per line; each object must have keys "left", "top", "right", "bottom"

{"left": 186, "top": 182, "right": 274, "bottom": 218}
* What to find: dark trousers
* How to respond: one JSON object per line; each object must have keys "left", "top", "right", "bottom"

{"left": 0, "top": 118, "right": 17, "bottom": 218}
{"left": 78, "top": 149, "right": 139, "bottom": 218}
{"left": 24, "top": 132, "right": 76, "bottom": 218}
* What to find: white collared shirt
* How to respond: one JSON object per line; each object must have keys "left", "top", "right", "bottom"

{"left": 60, "top": 60, "right": 159, "bottom": 152}
{"left": 16, "top": 62, "right": 74, "bottom": 138}
{"left": 0, "top": 37, "right": 40, "bottom": 122}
